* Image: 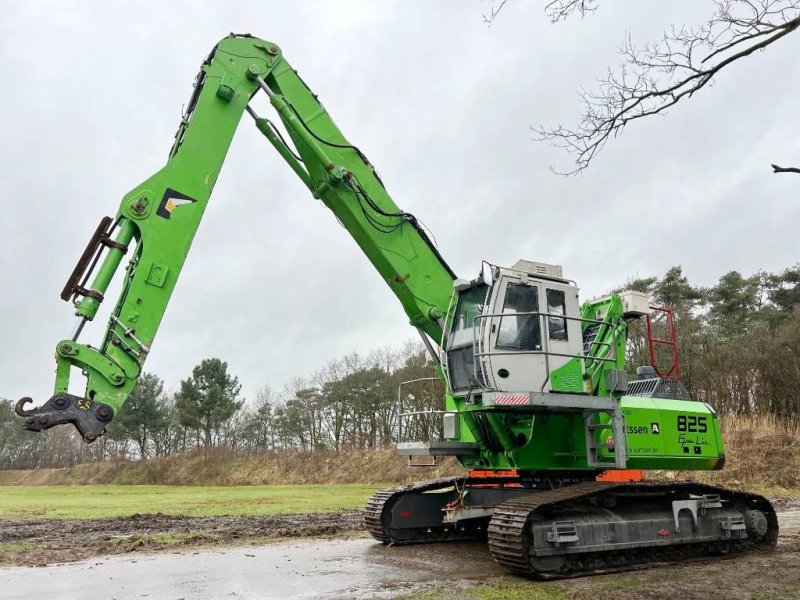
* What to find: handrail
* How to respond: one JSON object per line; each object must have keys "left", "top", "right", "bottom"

{"left": 396, "top": 377, "right": 442, "bottom": 442}
{"left": 471, "top": 311, "right": 622, "bottom": 393}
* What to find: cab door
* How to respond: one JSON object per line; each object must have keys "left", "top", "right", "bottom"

{"left": 483, "top": 275, "right": 548, "bottom": 392}
{"left": 541, "top": 285, "right": 584, "bottom": 392}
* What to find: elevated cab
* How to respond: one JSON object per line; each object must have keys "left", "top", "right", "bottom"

{"left": 445, "top": 259, "right": 584, "bottom": 396}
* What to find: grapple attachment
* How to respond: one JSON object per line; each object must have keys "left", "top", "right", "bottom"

{"left": 15, "top": 395, "right": 114, "bottom": 443}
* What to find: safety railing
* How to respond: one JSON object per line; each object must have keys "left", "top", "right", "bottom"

{"left": 470, "top": 311, "right": 622, "bottom": 393}
{"left": 646, "top": 306, "right": 681, "bottom": 380}
{"left": 395, "top": 377, "right": 447, "bottom": 443}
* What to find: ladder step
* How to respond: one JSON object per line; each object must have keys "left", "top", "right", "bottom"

{"left": 589, "top": 443, "right": 615, "bottom": 450}
{"left": 589, "top": 459, "right": 617, "bottom": 465}
{"left": 584, "top": 405, "right": 627, "bottom": 469}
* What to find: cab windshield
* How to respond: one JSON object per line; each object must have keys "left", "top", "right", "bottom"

{"left": 447, "top": 284, "right": 489, "bottom": 391}
{"left": 450, "top": 285, "right": 489, "bottom": 348}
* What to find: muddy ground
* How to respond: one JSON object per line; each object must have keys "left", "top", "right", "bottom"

{"left": 0, "top": 527, "right": 798, "bottom": 599}
{"left": 1, "top": 500, "right": 799, "bottom": 599}
{"left": 0, "top": 511, "right": 365, "bottom": 566}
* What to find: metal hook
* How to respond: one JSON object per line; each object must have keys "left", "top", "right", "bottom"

{"left": 14, "top": 397, "right": 36, "bottom": 417}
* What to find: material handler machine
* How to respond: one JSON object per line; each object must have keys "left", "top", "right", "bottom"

{"left": 15, "top": 34, "right": 777, "bottom": 578}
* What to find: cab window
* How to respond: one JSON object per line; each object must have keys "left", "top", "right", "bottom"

{"left": 546, "top": 288, "right": 568, "bottom": 341}
{"left": 496, "top": 283, "right": 540, "bottom": 351}
{"left": 450, "top": 285, "right": 489, "bottom": 348}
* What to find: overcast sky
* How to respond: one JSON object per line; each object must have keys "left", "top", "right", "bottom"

{"left": 1, "top": 1, "right": 797, "bottom": 405}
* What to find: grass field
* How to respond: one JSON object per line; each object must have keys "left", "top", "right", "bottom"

{"left": 400, "top": 577, "right": 800, "bottom": 600}
{"left": 0, "top": 483, "right": 382, "bottom": 519}
{"left": 399, "top": 577, "right": 645, "bottom": 600}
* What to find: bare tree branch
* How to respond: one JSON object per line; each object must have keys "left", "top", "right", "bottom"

{"left": 771, "top": 164, "right": 800, "bottom": 174}
{"left": 483, "top": 0, "right": 597, "bottom": 26}
{"left": 544, "top": 0, "right": 598, "bottom": 23}
{"left": 534, "top": 0, "right": 800, "bottom": 175}
{"left": 482, "top": 0, "right": 509, "bottom": 25}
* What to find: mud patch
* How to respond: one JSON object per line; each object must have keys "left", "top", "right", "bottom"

{"left": 0, "top": 511, "right": 364, "bottom": 566}
{"left": 1, "top": 536, "right": 798, "bottom": 600}
{"left": 770, "top": 496, "right": 800, "bottom": 511}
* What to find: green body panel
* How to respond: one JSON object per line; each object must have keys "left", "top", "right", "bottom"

{"left": 549, "top": 358, "right": 584, "bottom": 394}
{"left": 442, "top": 396, "right": 723, "bottom": 472}
{"left": 617, "top": 396, "right": 724, "bottom": 470}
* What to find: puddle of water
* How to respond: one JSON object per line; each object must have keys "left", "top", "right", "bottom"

{"left": 780, "top": 510, "right": 800, "bottom": 534}
{"left": 0, "top": 538, "right": 500, "bottom": 600}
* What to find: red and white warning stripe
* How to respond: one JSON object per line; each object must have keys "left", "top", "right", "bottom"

{"left": 495, "top": 394, "right": 530, "bottom": 406}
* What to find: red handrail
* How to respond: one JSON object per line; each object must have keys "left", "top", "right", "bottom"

{"left": 645, "top": 306, "right": 681, "bottom": 380}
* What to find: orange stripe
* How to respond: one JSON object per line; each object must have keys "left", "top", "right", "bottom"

{"left": 596, "top": 469, "right": 645, "bottom": 482}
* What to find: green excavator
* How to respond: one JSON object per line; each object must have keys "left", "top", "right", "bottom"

{"left": 15, "top": 34, "right": 776, "bottom": 578}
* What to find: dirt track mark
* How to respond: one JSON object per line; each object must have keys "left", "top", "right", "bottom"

{"left": 0, "top": 511, "right": 364, "bottom": 566}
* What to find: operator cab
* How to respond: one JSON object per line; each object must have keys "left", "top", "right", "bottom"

{"left": 444, "top": 260, "right": 584, "bottom": 396}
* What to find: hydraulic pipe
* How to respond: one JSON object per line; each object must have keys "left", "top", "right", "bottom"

{"left": 246, "top": 106, "right": 314, "bottom": 191}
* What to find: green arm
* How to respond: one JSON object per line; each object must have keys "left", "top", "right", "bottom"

{"left": 255, "top": 54, "right": 456, "bottom": 340}
{"left": 16, "top": 34, "right": 456, "bottom": 441}
{"left": 580, "top": 294, "right": 628, "bottom": 396}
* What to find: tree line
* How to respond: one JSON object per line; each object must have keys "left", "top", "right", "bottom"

{"left": 1, "top": 263, "right": 797, "bottom": 469}
{"left": 0, "top": 342, "right": 442, "bottom": 469}
{"left": 623, "top": 264, "right": 800, "bottom": 418}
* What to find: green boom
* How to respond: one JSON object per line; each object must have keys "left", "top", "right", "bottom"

{"left": 18, "top": 35, "right": 456, "bottom": 440}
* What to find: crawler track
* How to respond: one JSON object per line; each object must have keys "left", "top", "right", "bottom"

{"left": 487, "top": 481, "right": 778, "bottom": 579}
{"left": 364, "top": 476, "right": 487, "bottom": 545}
{"left": 365, "top": 474, "right": 590, "bottom": 545}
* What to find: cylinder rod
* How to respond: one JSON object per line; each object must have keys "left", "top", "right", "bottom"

{"left": 75, "top": 218, "right": 136, "bottom": 321}
{"left": 70, "top": 317, "right": 87, "bottom": 341}
{"left": 247, "top": 106, "right": 313, "bottom": 191}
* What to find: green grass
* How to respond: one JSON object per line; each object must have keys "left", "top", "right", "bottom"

{"left": 0, "top": 541, "right": 37, "bottom": 564}
{"left": 753, "top": 587, "right": 800, "bottom": 600}
{"left": 401, "top": 575, "right": 647, "bottom": 600}
{"left": 457, "top": 584, "right": 566, "bottom": 600}
{"left": 400, "top": 581, "right": 568, "bottom": 600}
{"left": 0, "top": 484, "right": 381, "bottom": 519}
{"left": 591, "top": 576, "right": 643, "bottom": 592}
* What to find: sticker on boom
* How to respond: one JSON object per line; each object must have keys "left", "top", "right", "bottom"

{"left": 157, "top": 188, "right": 196, "bottom": 219}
